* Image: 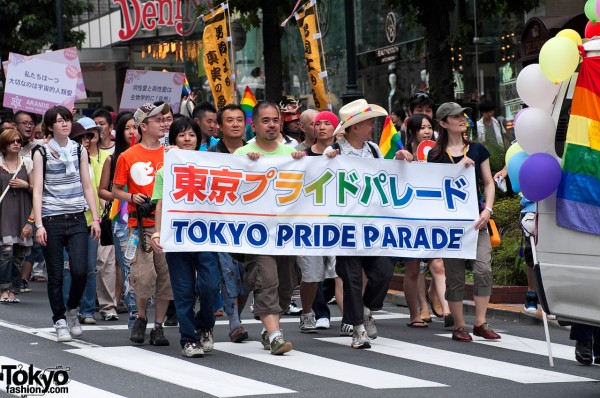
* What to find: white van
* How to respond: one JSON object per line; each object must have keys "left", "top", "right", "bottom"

{"left": 536, "top": 40, "right": 600, "bottom": 326}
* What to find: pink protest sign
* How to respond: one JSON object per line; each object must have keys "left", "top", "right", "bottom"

{"left": 119, "top": 70, "right": 185, "bottom": 112}
{"left": 3, "top": 53, "right": 78, "bottom": 114}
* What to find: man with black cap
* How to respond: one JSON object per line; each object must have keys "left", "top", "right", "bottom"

{"left": 112, "top": 102, "right": 174, "bottom": 346}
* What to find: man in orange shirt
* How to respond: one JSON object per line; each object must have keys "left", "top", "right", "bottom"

{"left": 112, "top": 102, "right": 173, "bottom": 346}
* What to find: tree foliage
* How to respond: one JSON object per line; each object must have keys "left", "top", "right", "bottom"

{"left": 385, "top": 0, "right": 542, "bottom": 103}
{"left": 0, "top": 0, "right": 92, "bottom": 61}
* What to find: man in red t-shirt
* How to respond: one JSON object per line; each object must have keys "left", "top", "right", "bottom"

{"left": 112, "top": 102, "right": 173, "bottom": 346}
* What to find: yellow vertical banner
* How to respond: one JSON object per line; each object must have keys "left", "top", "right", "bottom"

{"left": 295, "top": 1, "right": 329, "bottom": 111}
{"left": 203, "top": 5, "right": 234, "bottom": 109}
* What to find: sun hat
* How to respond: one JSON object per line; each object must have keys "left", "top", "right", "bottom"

{"left": 333, "top": 99, "right": 387, "bottom": 135}
{"left": 435, "top": 102, "right": 472, "bottom": 120}
{"left": 69, "top": 122, "right": 88, "bottom": 140}
{"left": 133, "top": 102, "right": 171, "bottom": 127}
{"left": 77, "top": 117, "right": 103, "bottom": 133}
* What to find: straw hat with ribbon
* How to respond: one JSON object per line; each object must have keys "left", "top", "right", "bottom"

{"left": 333, "top": 99, "right": 388, "bottom": 135}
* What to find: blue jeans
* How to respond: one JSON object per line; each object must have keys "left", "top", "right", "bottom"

{"left": 63, "top": 235, "right": 98, "bottom": 318}
{"left": 165, "top": 251, "right": 220, "bottom": 347}
{"left": 41, "top": 212, "right": 88, "bottom": 324}
{"left": 0, "top": 244, "right": 30, "bottom": 292}
{"left": 217, "top": 252, "right": 248, "bottom": 319}
{"left": 113, "top": 220, "right": 137, "bottom": 327}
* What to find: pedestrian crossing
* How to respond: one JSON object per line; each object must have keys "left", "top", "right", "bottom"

{"left": 1, "top": 318, "right": 598, "bottom": 397}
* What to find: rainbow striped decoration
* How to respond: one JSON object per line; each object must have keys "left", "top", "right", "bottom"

{"left": 181, "top": 75, "right": 191, "bottom": 96}
{"left": 241, "top": 86, "right": 258, "bottom": 125}
{"left": 556, "top": 56, "right": 600, "bottom": 235}
{"left": 378, "top": 115, "right": 404, "bottom": 159}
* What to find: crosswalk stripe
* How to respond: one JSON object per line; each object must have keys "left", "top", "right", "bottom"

{"left": 0, "top": 320, "right": 100, "bottom": 349}
{"left": 436, "top": 333, "right": 578, "bottom": 362}
{"left": 66, "top": 346, "right": 294, "bottom": 397}
{"left": 214, "top": 341, "right": 446, "bottom": 389}
{"left": 0, "top": 357, "right": 125, "bottom": 397}
{"left": 33, "top": 313, "right": 410, "bottom": 333}
{"left": 317, "top": 337, "right": 597, "bottom": 384}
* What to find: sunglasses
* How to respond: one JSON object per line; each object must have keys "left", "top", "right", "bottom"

{"left": 77, "top": 133, "right": 95, "bottom": 142}
{"left": 9, "top": 138, "right": 23, "bottom": 145}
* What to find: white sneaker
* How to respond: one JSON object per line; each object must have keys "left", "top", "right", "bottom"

{"left": 351, "top": 328, "right": 371, "bottom": 349}
{"left": 299, "top": 312, "right": 317, "bottom": 333}
{"left": 364, "top": 314, "right": 377, "bottom": 339}
{"left": 54, "top": 319, "right": 72, "bottom": 342}
{"left": 200, "top": 329, "right": 214, "bottom": 352}
{"left": 182, "top": 341, "right": 204, "bottom": 358}
{"left": 315, "top": 317, "right": 330, "bottom": 329}
{"left": 65, "top": 308, "right": 82, "bottom": 337}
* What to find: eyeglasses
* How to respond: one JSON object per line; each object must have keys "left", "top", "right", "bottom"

{"left": 55, "top": 118, "right": 72, "bottom": 125}
{"left": 79, "top": 133, "right": 95, "bottom": 141}
{"left": 9, "top": 139, "right": 23, "bottom": 145}
{"left": 147, "top": 118, "right": 165, "bottom": 125}
{"left": 17, "top": 121, "right": 35, "bottom": 127}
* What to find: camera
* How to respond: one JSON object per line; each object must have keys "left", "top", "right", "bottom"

{"left": 137, "top": 197, "right": 156, "bottom": 218}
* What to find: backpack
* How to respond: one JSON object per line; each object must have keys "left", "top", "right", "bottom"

{"left": 331, "top": 141, "right": 379, "bottom": 158}
{"left": 33, "top": 143, "right": 82, "bottom": 185}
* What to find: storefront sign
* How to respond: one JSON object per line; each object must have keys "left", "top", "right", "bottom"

{"left": 160, "top": 150, "right": 479, "bottom": 258}
{"left": 118, "top": 69, "right": 185, "bottom": 112}
{"left": 3, "top": 53, "right": 78, "bottom": 114}
{"left": 113, "top": 0, "right": 212, "bottom": 40}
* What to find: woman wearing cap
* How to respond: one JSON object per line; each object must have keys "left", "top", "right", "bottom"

{"left": 32, "top": 105, "right": 101, "bottom": 342}
{"left": 427, "top": 102, "right": 500, "bottom": 342}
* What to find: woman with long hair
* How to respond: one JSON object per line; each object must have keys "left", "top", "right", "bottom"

{"left": 427, "top": 102, "right": 499, "bottom": 342}
{"left": 32, "top": 106, "right": 101, "bottom": 342}
{"left": 0, "top": 129, "right": 33, "bottom": 303}
{"left": 98, "top": 113, "right": 139, "bottom": 329}
{"left": 402, "top": 114, "right": 452, "bottom": 328}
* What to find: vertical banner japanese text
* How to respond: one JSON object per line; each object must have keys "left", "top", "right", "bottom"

{"left": 295, "top": 1, "right": 329, "bottom": 111}
{"left": 203, "top": 5, "right": 234, "bottom": 109}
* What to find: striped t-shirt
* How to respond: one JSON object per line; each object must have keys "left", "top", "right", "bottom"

{"left": 41, "top": 143, "right": 88, "bottom": 217}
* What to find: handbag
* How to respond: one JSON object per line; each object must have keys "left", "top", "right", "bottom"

{"left": 488, "top": 218, "right": 501, "bottom": 248}
{"left": 99, "top": 201, "right": 114, "bottom": 246}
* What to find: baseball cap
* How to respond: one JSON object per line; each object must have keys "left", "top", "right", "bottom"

{"left": 435, "top": 102, "right": 472, "bottom": 120}
{"left": 133, "top": 102, "right": 171, "bottom": 127}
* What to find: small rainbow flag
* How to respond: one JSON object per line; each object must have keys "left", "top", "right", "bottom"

{"left": 556, "top": 56, "right": 600, "bottom": 235}
{"left": 378, "top": 115, "right": 404, "bottom": 159}
{"left": 241, "top": 86, "right": 258, "bottom": 125}
{"left": 182, "top": 76, "right": 191, "bottom": 96}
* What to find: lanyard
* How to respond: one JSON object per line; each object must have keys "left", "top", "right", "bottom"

{"left": 445, "top": 146, "right": 467, "bottom": 164}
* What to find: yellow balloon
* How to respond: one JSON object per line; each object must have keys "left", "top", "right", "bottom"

{"left": 505, "top": 142, "right": 524, "bottom": 165}
{"left": 556, "top": 29, "right": 583, "bottom": 46}
{"left": 539, "top": 37, "right": 580, "bottom": 83}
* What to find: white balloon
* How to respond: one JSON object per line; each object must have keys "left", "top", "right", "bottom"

{"left": 516, "top": 64, "right": 561, "bottom": 108}
{"left": 514, "top": 107, "right": 556, "bottom": 155}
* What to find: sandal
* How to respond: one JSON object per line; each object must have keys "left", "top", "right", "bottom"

{"left": 420, "top": 309, "right": 432, "bottom": 323}
{"left": 7, "top": 297, "right": 20, "bottom": 304}
{"left": 31, "top": 276, "right": 47, "bottom": 282}
{"left": 407, "top": 320, "right": 429, "bottom": 328}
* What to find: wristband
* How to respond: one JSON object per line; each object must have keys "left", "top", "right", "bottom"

{"left": 27, "top": 217, "right": 35, "bottom": 225}
{"left": 485, "top": 206, "right": 493, "bottom": 215}
{"left": 94, "top": 218, "right": 101, "bottom": 223}
{"left": 131, "top": 193, "right": 134, "bottom": 202}
{"left": 151, "top": 232, "right": 160, "bottom": 240}
{"left": 35, "top": 225, "right": 44, "bottom": 229}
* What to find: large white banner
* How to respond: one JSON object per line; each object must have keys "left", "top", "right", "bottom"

{"left": 119, "top": 69, "right": 185, "bottom": 112}
{"left": 161, "top": 150, "right": 480, "bottom": 258}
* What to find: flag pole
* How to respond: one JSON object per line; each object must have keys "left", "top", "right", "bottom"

{"left": 224, "top": 1, "right": 238, "bottom": 104}
{"left": 313, "top": 0, "right": 332, "bottom": 110}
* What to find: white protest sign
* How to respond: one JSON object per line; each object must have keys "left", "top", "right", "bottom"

{"left": 160, "top": 151, "right": 480, "bottom": 258}
{"left": 3, "top": 53, "right": 78, "bottom": 114}
{"left": 119, "top": 70, "right": 185, "bottom": 112}
{"left": 3, "top": 47, "right": 86, "bottom": 100}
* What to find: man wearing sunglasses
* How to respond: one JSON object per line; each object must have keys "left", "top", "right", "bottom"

{"left": 15, "top": 111, "right": 43, "bottom": 159}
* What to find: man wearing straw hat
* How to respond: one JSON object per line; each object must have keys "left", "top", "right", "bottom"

{"left": 324, "top": 99, "right": 412, "bottom": 349}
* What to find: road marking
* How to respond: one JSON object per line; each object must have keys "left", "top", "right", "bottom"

{"left": 437, "top": 333, "right": 578, "bottom": 362}
{"left": 0, "top": 357, "right": 124, "bottom": 397}
{"left": 317, "top": 337, "right": 596, "bottom": 384}
{"left": 215, "top": 341, "right": 446, "bottom": 389}
{"left": 66, "top": 346, "right": 294, "bottom": 397}
{"left": 0, "top": 320, "right": 100, "bottom": 349}
{"left": 31, "top": 313, "right": 410, "bottom": 332}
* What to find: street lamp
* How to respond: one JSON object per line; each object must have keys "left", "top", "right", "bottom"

{"left": 56, "top": 0, "right": 64, "bottom": 49}
{"left": 341, "top": 0, "right": 363, "bottom": 104}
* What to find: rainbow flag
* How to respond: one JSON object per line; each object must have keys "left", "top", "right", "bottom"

{"left": 181, "top": 75, "right": 191, "bottom": 96}
{"left": 556, "top": 56, "right": 600, "bottom": 235}
{"left": 241, "top": 86, "right": 258, "bottom": 125}
{"left": 378, "top": 115, "right": 404, "bottom": 159}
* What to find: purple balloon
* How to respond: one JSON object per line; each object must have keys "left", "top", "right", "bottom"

{"left": 518, "top": 153, "right": 562, "bottom": 202}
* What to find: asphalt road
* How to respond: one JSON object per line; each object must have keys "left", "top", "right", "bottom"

{"left": 1, "top": 282, "right": 599, "bottom": 398}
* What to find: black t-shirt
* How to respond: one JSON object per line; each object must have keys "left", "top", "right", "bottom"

{"left": 429, "top": 142, "right": 490, "bottom": 206}
{"left": 304, "top": 146, "right": 322, "bottom": 156}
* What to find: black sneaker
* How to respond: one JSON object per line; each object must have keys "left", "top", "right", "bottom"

{"left": 130, "top": 317, "right": 147, "bottom": 344}
{"left": 20, "top": 279, "right": 31, "bottom": 293}
{"left": 164, "top": 314, "right": 178, "bottom": 327}
{"left": 149, "top": 326, "right": 170, "bottom": 346}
